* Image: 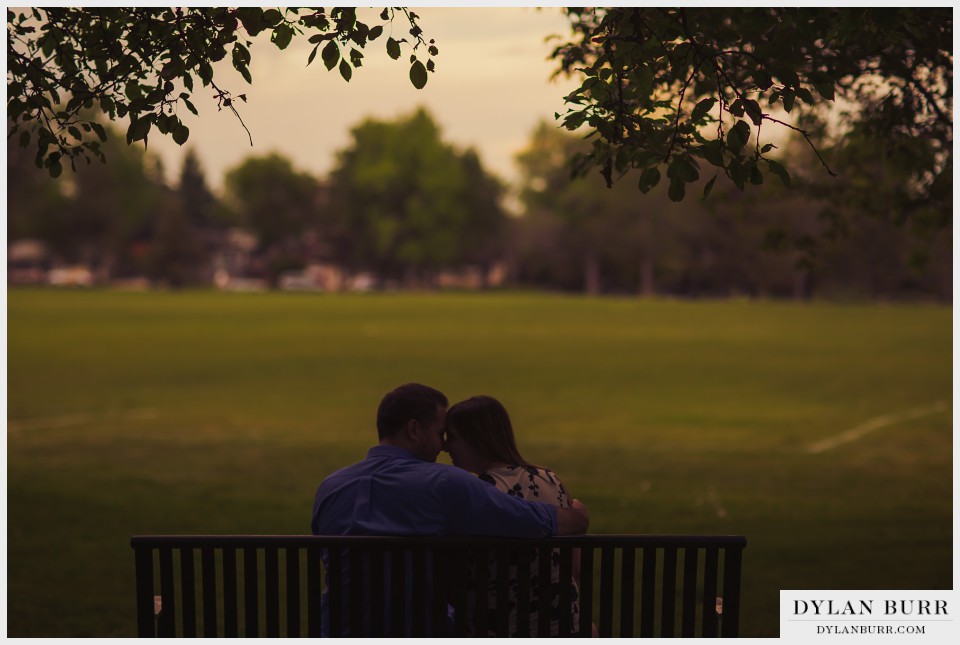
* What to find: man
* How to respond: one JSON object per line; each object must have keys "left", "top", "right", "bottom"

{"left": 311, "top": 383, "right": 589, "bottom": 634}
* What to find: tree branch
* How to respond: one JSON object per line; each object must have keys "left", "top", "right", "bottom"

{"left": 763, "top": 114, "right": 837, "bottom": 176}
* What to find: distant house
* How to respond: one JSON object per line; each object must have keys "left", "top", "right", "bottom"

{"left": 8, "top": 239, "right": 49, "bottom": 285}
{"left": 278, "top": 263, "right": 344, "bottom": 292}
{"left": 48, "top": 265, "right": 94, "bottom": 287}
{"left": 212, "top": 228, "right": 264, "bottom": 290}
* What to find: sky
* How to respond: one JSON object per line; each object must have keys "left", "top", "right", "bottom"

{"left": 146, "top": 7, "right": 580, "bottom": 196}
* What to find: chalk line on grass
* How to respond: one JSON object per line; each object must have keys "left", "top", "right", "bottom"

{"left": 7, "top": 408, "right": 159, "bottom": 432}
{"left": 805, "top": 400, "right": 948, "bottom": 454}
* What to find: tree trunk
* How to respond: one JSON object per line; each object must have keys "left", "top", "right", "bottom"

{"left": 584, "top": 251, "right": 601, "bottom": 295}
{"left": 639, "top": 255, "right": 655, "bottom": 297}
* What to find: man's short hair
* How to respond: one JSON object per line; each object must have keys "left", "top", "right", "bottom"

{"left": 376, "top": 383, "right": 449, "bottom": 440}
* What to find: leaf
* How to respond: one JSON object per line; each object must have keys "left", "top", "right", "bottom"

{"left": 261, "top": 9, "right": 282, "bottom": 26}
{"left": 48, "top": 160, "right": 62, "bottom": 178}
{"left": 702, "top": 173, "right": 718, "bottom": 199}
{"left": 183, "top": 97, "right": 198, "bottom": 115}
{"left": 600, "top": 157, "right": 613, "bottom": 188}
{"left": 699, "top": 141, "right": 724, "bottom": 167}
{"left": 238, "top": 65, "right": 252, "bottom": 84}
{"left": 91, "top": 122, "right": 107, "bottom": 141}
{"left": 638, "top": 167, "right": 660, "bottom": 193}
{"left": 125, "top": 81, "right": 141, "bottom": 101}
{"left": 322, "top": 41, "right": 339, "bottom": 70}
{"left": 18, "top": 129, "right": 30, "bottom": 147}
{"left": 236, "top": 7, "right": 265, "bottom": 37}
{"left": 386, "top": 37, "right": 401, "bottom": 60}
{"left": 727, "top": 120, "right": 751, "bottom": 152}
{"left": 751, "top": 68, "right": 773, "bottom": 91}
{"left": 728, "top": 98, "right": 745, "bottom": 117}
{"left": 380, "top": 8, "right": 389, "bottom": 20}
{"left": 668, "top": 179, "right": 686, "bottom": 202}
{"left": 782, "top": 91, "right": 795, "bottom": 113}
{"left": 750, "top": 164, "right": 763, "bottom": 185}
{"left": 691, "top": 97, "right": 716, "bottom": 122}
{"left": 727, "top": 159, "right": 746, "bottom": 190}
{"left": 796, "top": 87, "right": 814, "bottom": 105}
{"left": 198, "top": 61, "right": 213, "bottom": 85}
{"left": 766, "top": 159, "right": 791, "bottom": 187}
{"left": 271, "top": 24, "right": 293, "bottom": 50}
{"left": 743, "top": 99, "right": 763, "bottom": 126}
{"left": 668, "top": 156, "right": 699, "bottom": 182}
{"left": 307, "top": 44, "right": 319, "bottom": 66}
{"left": 127, "top": 116, "right": 151, "bottom": 143}
{"left": 409, "top": 59, "right": 427, "bottom": 89}
{"left": 339, "top": 59, "right": 352, "bottom": 82}
{"left": 368, "top": 25, "right": 383, "bottom": 40}
{"left": 635, "top": 64, "right": 653, "bottom": 98}
{"left": 172, "top": 124, "right": 190, "bottom": 145}
{"left": 815, "top": 83, "right": 835, "bottom": 101}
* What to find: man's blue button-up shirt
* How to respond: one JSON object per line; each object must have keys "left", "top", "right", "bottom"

{"left": 311, "top": 444, "right": 558, "bottom": 537}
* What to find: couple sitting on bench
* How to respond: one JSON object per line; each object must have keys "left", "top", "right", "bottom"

{"left": 311, "top": 383, "right": 590, "bottom": 636}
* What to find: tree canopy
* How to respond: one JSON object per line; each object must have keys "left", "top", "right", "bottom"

{"left": 7, "top": 6, "right": 952, "bottom": 230}
{"left": 7, "top": 7, "right": 436, "bottom": 176}
{"left": 328, "top": 108, "right": 506, "bottom": 284}
{"left": 550, "top": 7, "right": 951, "bottom": 223}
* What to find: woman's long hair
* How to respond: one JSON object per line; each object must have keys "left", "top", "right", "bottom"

{"left": 446, "top": 395, "right": 535, "bottom": 468}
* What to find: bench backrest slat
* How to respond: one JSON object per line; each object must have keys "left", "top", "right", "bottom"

{"left": 619, "top": 546, "right": 636, "bottom": 636}
{"left": 660, "top": 546, "right": 679, "bottom": 637}
{"left": 157, "top": 548, "right": 175, "bottom": 636}
{"left": 284, "top": 548, "right": 300, "bottom": 638}
{"left": 577, "top": 544, "right": 595, "bottom": 637}
{"left": 201, "top": 548, "right": 217, "bottom": 638}
{"left": 131, "top": 535, "right": 746, "bottom": 638}
{"left": 722, "top": 545, "right": 744, "bottom": 637}
{"left": 682, "top": 545, "right": 700, "bottom": 636}
{"left": 598, "top": 546, "right": 614, "bottom": 636}
{"left": 222, "top": 547, "right": 238, "bottom": 637}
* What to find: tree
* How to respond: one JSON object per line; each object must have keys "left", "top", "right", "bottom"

{"left": 515, "top": 121, "right": 668, "bottom": 295}
{"left": 177, "top": 148, "right": 218, "bottom": 230}
{"left": 43, "top": 120, "right": 165, "bottom": 274}
{"left": 142, "top": 149, "right": 220, "bottom": 287}
{"left": 7, "top": 120, "right": 69, "bottom": 244}
{"left": 7, "top": 7, "right": 437, "bottom": 175}
{"left": 329, "top": 108, "right": 507, "bottom": 285}
{"left": 147, "top": 190, "right": 206, "bottom": 288}
{"left": 550, "top": 8, "right": 951, "bottom": 225}
{"left": 9, "top": 6, "right": 950, "bottom": 234}
{"left": 223, "top": 153, "right": 325, "bottom": 282}
{"left": 455, "top": 150, "right": 509, "bottom": 283}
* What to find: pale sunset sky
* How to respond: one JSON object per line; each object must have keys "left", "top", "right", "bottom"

{"left": 146, "top": 6, "right": 580, "bottom": 195}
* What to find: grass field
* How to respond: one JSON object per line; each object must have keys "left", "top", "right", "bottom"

{"left": 5, "top": 289, "right": 952, "bottom": 636}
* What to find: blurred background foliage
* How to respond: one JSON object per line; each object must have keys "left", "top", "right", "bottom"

{"left": 7, "top": 106, "right": 951, "bottom": 301}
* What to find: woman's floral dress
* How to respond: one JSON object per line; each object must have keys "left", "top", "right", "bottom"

{"left": 467, "top": 465, "right": 581, "bottom": 636}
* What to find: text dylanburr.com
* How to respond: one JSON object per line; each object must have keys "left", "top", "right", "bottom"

{"left": 780, "top": 591, "right": 957, "bottom": 641}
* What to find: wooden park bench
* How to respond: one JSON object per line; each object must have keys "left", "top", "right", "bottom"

{"left": 131, "top": 534, "right": 746, "bottom": 637}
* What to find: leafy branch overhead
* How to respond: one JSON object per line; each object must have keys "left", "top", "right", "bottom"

{"left": 7, "top": 7, "right": 438, "bottom": 177}
{"left": 551, "top": 7, "right": 952, "bottom": 210}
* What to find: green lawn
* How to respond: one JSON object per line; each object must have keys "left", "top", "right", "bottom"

{"left": 6, "top": 289, "right": 952, "bottom": 636}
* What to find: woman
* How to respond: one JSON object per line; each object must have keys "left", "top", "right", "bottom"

{"left": 444, "top": 395, "right": 581, "bottom": 637}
